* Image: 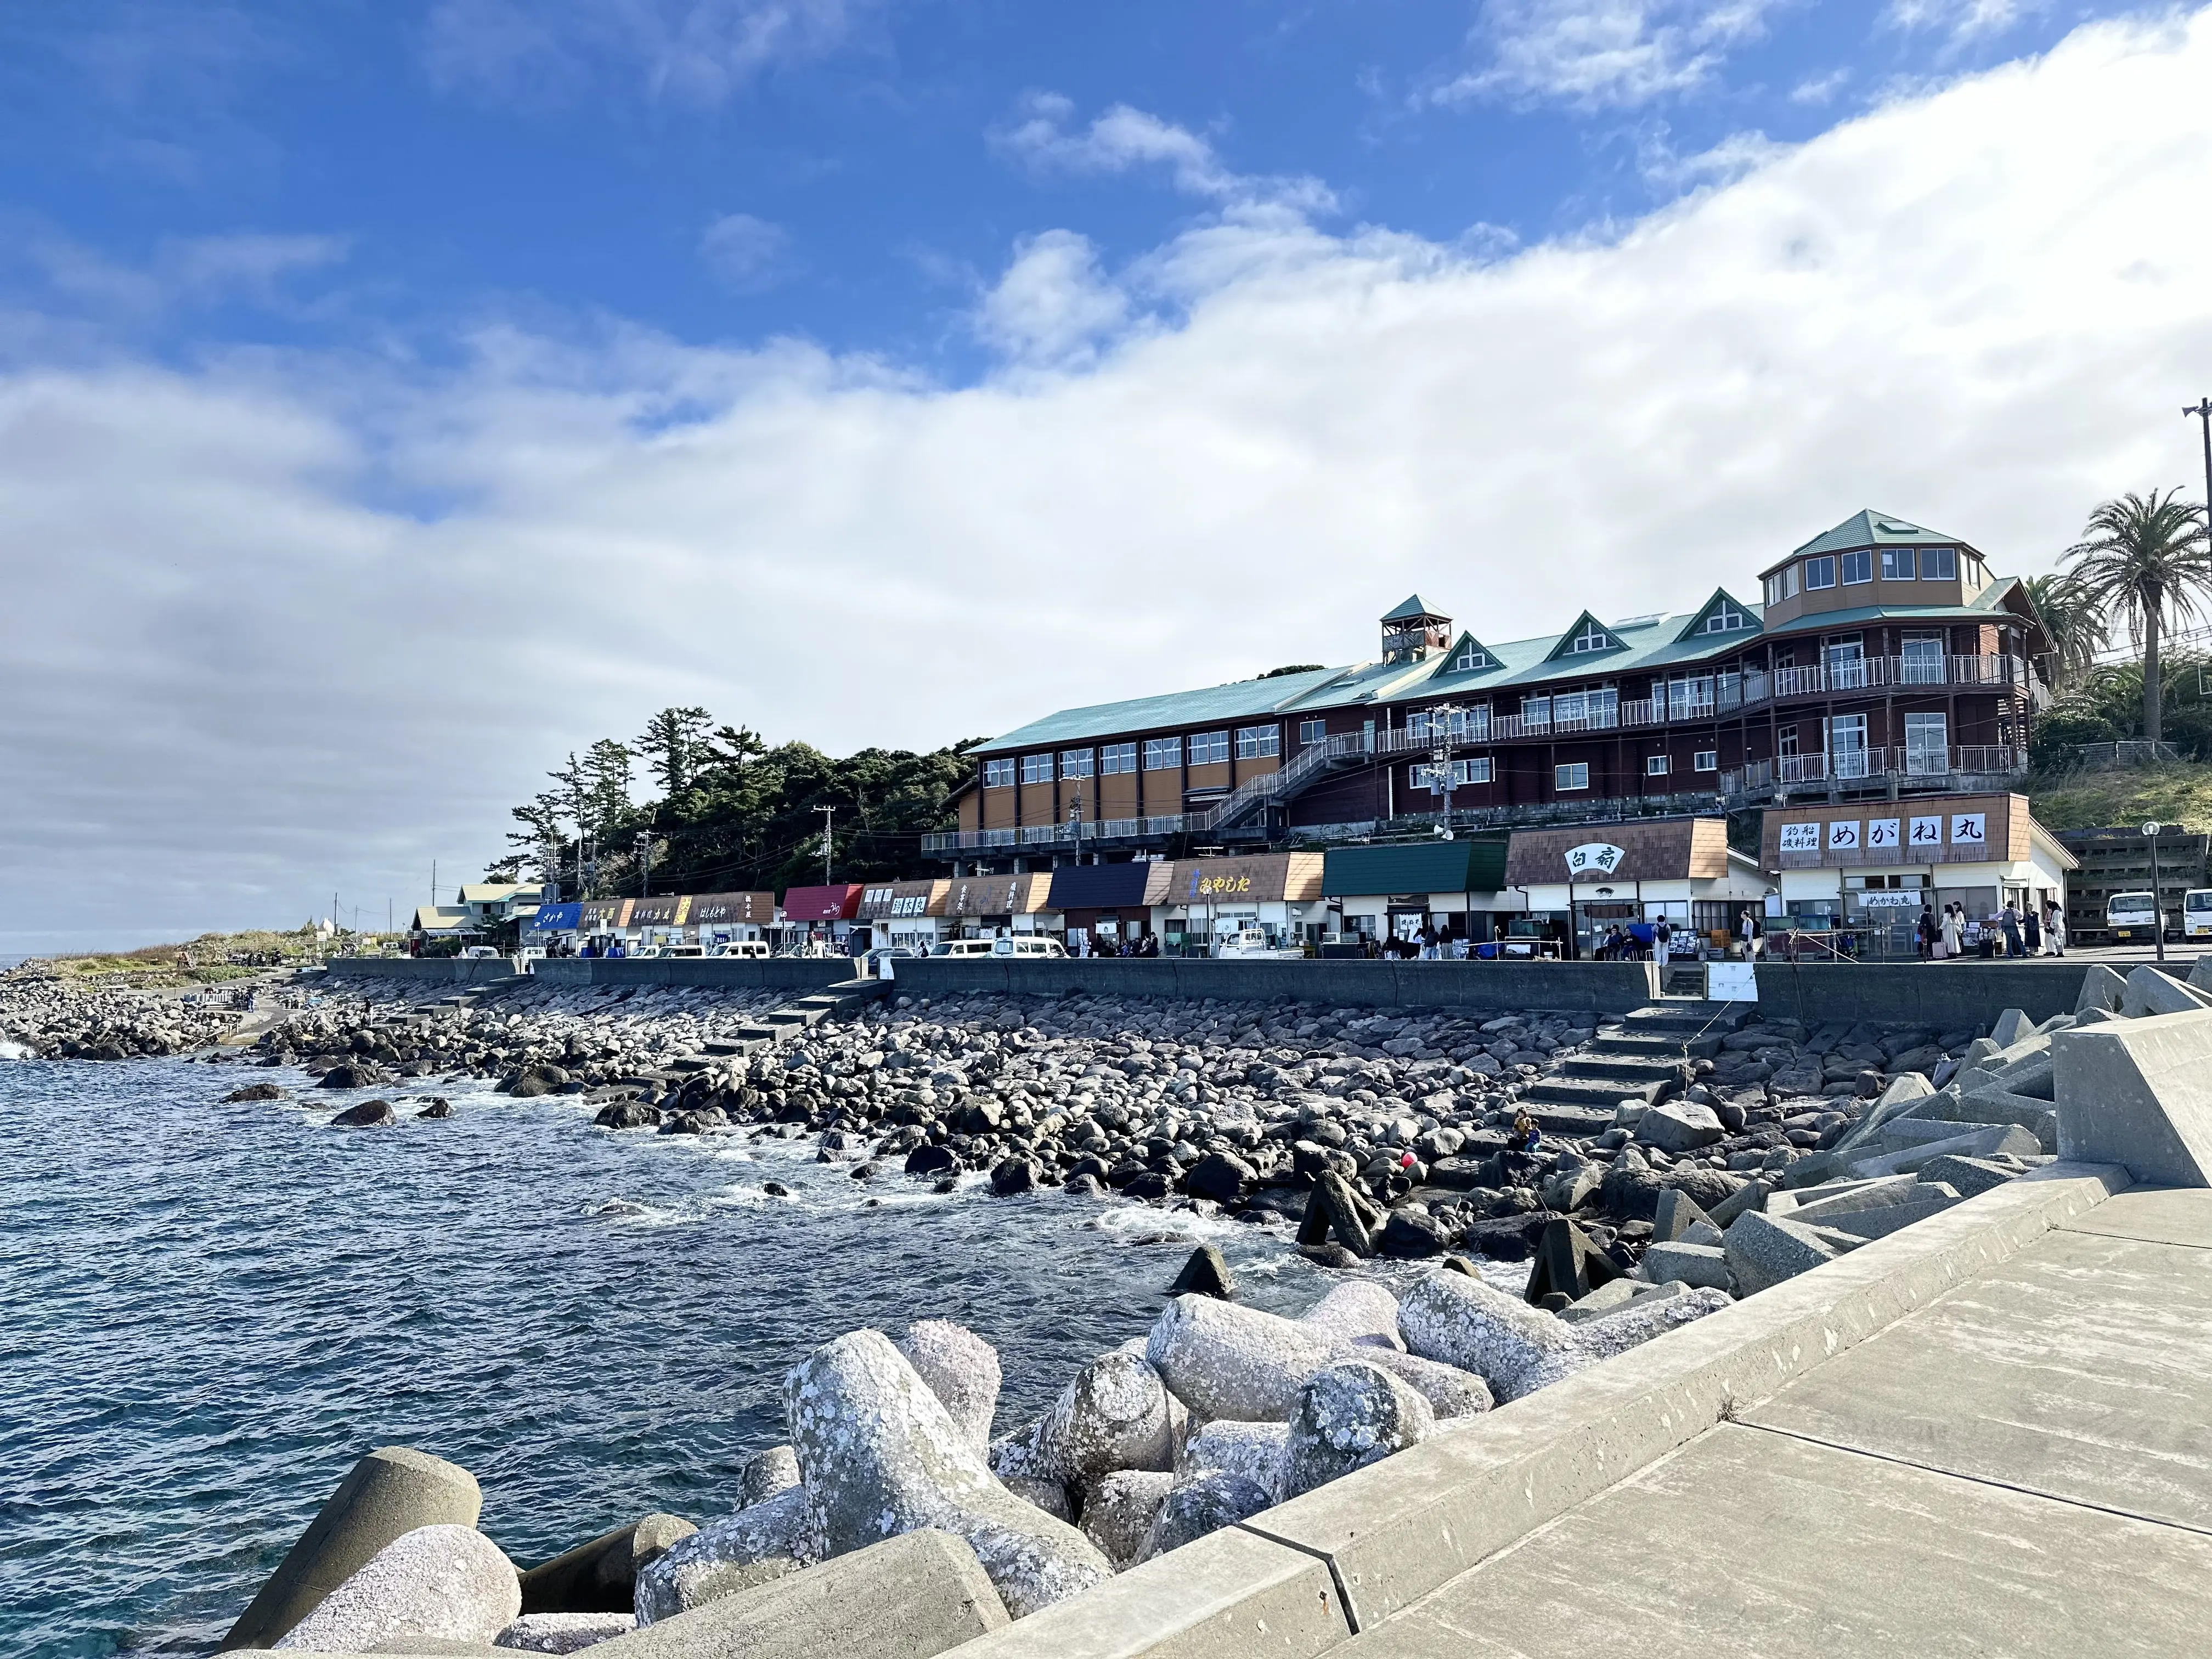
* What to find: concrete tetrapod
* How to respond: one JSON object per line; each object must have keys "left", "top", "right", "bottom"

{"left": 2053, "top": 1007, "right": 2212, "bottom": 1186}
{"left": 1280, "top": 1361, "right": 1434, "bottom": 1500}
{"left": 587, "top": 1528, "right": 1007, "bottom": 1659}
{"left": 520, "top": 1515, "right": 695, "bottom": 1615}
{"left": 1398, "top": 1271, "right": 1583, "bottom": 1402}
{"left": 221, "top": 1446, "right": 483, "bottom": 1650}
{"left": 271, "top": 1524, "right": 518, "bottom": 1652}
{"left": 785, "top": 1330, "right": 1112, "bottom": 1618}
{"left": 1145, "top": 1295, "right": 1340, "bottom": 1421}
{"left": 633, "top": 1488, "right": 816, "bottom": 1622}
{"left": 897, "top": 1321, "right": 1003, "bottom": 1459}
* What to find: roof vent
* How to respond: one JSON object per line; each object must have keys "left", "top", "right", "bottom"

{"left": 1613, "top": 613, "right": 1662, "bottom": 628}
{"left": 1875, "top": 520, "right": 1918, "bottom": 534}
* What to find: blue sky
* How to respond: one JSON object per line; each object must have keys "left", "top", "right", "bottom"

{"left": 4, "top": 2, "right": 2211, "bottom": 950}
{"left": 0, "top": 2, "right": 2135, "bottom": 377}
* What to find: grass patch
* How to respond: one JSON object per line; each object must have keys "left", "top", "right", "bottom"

{"left": 2029, "top": 759, "right": 2212, "bottom": 836}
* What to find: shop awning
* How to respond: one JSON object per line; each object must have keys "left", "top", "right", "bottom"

{"left": 1164, "top": 852, "right": 1324, "bottom": 906}
{"left": 1505, "top": 819, "right": 1730, "bottom": 886}
{"left": 1045, "top": 862, "right": 1170, "bottom": 910}
{"left": 1323, "top": 838, "right": 1509, "bottom": 898}
{"left": 691, "top": 891, "right": 775, "bottom": 926}
{"left": 528, "top": 901, "right": 583, "bottom": 934}
{"left": 944, "top": 872, "right": 1054, "bottom": 917}
{"left": 782, "top": 884, "right": 865, "bottom": 922}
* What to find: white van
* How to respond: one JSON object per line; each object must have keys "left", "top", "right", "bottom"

{"left": 930, "top": 939, "right": 997, "bottom": 957}
{"left": 2184, "top": 889, "right": 2212, "bottom": 941}
{"left": 709, "top": 941, "right": 772, "bottom": 959}
{"left": 994, "top": 936, "right": 1067, "bottom": 959}
{"left": 1214, "top": 927, "right": 1301, "bottom": 960}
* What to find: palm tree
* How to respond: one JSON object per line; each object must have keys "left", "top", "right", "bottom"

{"left": 2019, "top": 573, "right": 2104, "bottom": 695}
{"left": 2062, "top": 490, "right": 2212, "bottom": 744}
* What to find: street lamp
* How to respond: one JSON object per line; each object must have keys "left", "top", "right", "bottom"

{"left": 2145, "top": 821, "right": 2166, "bottom": 964}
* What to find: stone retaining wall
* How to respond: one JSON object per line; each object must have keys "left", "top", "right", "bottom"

{"left": 318, "top": 958, "right": 524, "bottom": 985}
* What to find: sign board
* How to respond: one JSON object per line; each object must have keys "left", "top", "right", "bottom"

{"left": 1707, "top": 962, "right": 1758, "bottom": 1002}
{"left": 1858, "top": 890, "right": 1924, "bottom": 909}
{"left": 1565, "top": 842, "right": 1626, "bottom": 877}
{"left": 1779, "top": 822, "right": 1819, "bottom": 853}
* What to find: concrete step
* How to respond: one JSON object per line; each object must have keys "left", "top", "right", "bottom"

{"left": 1521, "top": 1103, "right": 1619, "bottom": 1138}
{"left": 1621, "top": 1001, "right": 1750, "bottom": 1035}
{"left": 1522, "top": 1075, "right": 1667, "bottom": 1110}
{"left": 1562, "top": 1054, "right": 1686, "bottom": 1083}
{"left": 1592, "top": 1030, "right": 1724, "bottom": 1059}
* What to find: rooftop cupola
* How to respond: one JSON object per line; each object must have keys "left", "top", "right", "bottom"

{"left": 1381, "top": 594, "right": 1452, "bottom": 664}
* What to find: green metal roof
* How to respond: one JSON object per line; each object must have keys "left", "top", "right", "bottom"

{"left": 1383, "top": 594, "right": 1444, "bottom": 622}
{"left": 979, "top": 664, "right": 1350, "bottom": 753}
{"left": 1778, "top": 510, "right": 1972, "bottom": 566}
{"left": 1322, "top": 838, "right": 1509, "bottom": 897}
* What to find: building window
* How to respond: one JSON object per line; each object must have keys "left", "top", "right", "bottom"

{"left": 1465, "top": 755, "right": 1492, "bottom": 784}
{"left": 1804, "top": 555, "right": 1837, "bottom": 590}
{"left": 1555, "top": 762, "right": 1590, "bottom": 792}
{"left": 1415, "top": 758, "right": 1490, "bottom": 792}
{"left": 1143, "top": 737, "right": 1181, "bottom": 771}
{"left": 1694, "top": 749, "right": 1719, "bottom": 772}
{"left": 1234, "top": 725, "right": 1279, "bottom": 760}
{"left": 1567, "top": 619, "right": 1615, "bottom": 653}
{"left": 1841, "top": 549, "right": 1871, "bottom": 584}
{"left": 1646, "top": 754, "right": 1670, "bottom": 776}
{"left": 1920, "top": 545, "right": 1957, "bottom": 580}
{"left": 1020, "top": 754, "right": 1053, "bottom": 785}
{"left": 1297, "top": 718, "right": 1327, "bottom": 746}
{"left": 1881, "top": 548, "right": 1916, "bottom": 580}
{"left": 1099, "top": 743, "right": 1136, "bottom": 776}
{"left": 1451, "top": 642, "right": 1494, "bottom": 672}
{"left": 984, "top": 759, "right": 1015, "bottom": 789}
{"left": 1700, "top": 599, "right": 1750, "bottom": 633}
{"left": 1521, "top": 694, "right": 1551, "bottom": 727}
{"left": 1763, "top": 565, "right": 1799, "bottom": 606}
{"left": 1060, "top": 748, "right": 1094, "bottom": 778}
{"left": 1188, "top": 731, "right": 1229, "bottom": 766}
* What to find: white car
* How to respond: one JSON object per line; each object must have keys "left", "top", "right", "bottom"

{"left": 992, "top": 936, "right": 1067, "bottom": 958}
{"left": 1212, "top": 927, "right": 1301, "bottom": 960}
{"left": 708, "top": 940, "right": 772, "bottom": 959}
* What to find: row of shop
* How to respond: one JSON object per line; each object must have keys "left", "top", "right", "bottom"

{"left": 512, "top": 793, "right": 2074, "bottom": 960}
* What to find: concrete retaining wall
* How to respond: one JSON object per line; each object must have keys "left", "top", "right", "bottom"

{"left": 318, "top": 958, "right": 523, "bottom": 985}
{"left": 530, "top": 957, "right": 860, "bottom": 992}
{"left": 1747, "top": 960, "right": 2087, "bottom": 1027}
{"left": 887, "top": 957, "right": 1662, "bottom": 1015}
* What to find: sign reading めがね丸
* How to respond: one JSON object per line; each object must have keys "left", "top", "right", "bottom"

{"left": 1565, "top": 842, "right": 1626, "bottom": 876}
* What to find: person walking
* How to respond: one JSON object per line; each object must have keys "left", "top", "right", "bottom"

{"left": 2047, "top": 900, "right": 2067, "bottom": 957}
{"left": 1654, "top": 916, "right": 1673, "bottom": 971}
{"left": 1917, "top": 905, "right": 1936, "bottom": 961}
{"left": 1942, "top": 903, "right": 1963, "bottom": 960}
{"left": 2023, "top": 905, "right": 2042, "bottom": 955}
{"left": 2002, "top": 901, "right": 2024, "bottom": 958}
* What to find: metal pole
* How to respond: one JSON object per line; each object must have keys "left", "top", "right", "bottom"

{"left": 821, "top": 806, "right": 835, "bottom": 885}
{"left": 636, "top": 831, "right": 650, "bottom": 898}
{"left": 2188, "top": 400, "right": 2212, "bottom": 543}
{"left": 2148, "top": 825, "right": 2166, "bottom": 964}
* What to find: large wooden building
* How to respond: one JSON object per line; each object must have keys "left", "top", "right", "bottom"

{"left": 928, "top": 511, "right": 2049, "bottom": 868}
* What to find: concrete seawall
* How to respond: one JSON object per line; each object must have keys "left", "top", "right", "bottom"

{"left": 318, "top": 958, "right": 526, "bottom": 985}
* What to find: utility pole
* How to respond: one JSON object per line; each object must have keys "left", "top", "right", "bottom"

{"left": 432, "top": 860, "right": 437, "bottom": 905}
{"left": 636, "top": 830, "right": 651, "bottom": 898}
{"left": 1429, "top": 703, "right": 1460, "bottom": 840}
{"left": 2145, "top": 821, "right": 2166, "bottom": 964}
{"left": 820, "top": 806, "right": 836, "bottom": 885}
{"left": 2188, "top": 399, "right": 2212, "bottom": 540}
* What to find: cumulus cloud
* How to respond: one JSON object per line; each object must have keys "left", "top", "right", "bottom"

{"left": 1441, "top": 0, "right": 1783, "bottom": 109}
{"left": 9, "top": 9, "right": 2212, "bottom": 950}
{"left": 422, "top": 0, "right": 863, "bottom": 104}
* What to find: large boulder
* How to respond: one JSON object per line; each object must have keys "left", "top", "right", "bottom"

{"left": 1144, "top": 1295, "right": 1339, "bottom": 1421}
{"left": 1280, "top": 1361, "right": 1433, "bottom": 1500}
{"left": 633, "top": 1488, "right": 816, "bottom": 1622}
{"left": 1181, "top": 1152, "right": 1256, "bottom": 1202}
{"left": 329, "top": 1099, "right": 396, "bottom": 1128}
{"left": 896, "top": 1322, "right": 1002, "bottom": 1459}
{"left": 1166, "top": 1245, "right": 1235, "bottom": 1299}
{"left": 520, "top": 1514, "right": 695, "bottom": 1615}
{"left": 272, "top": 1523, "right": 518, "bottom": 1651}
{"left": 1634, "top": 1102, "right": 1725, "bottom": 1154}
{"left": 785, "top": 1330, "right": 1111, "bottom": 1618}
{"left": 224, "top": 1082, "right": 288, "bottom": 1102}
{"left": 221, "top": 1446, "right": 483, "bottom": 1651}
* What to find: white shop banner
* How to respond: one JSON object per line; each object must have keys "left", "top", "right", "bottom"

{"left": 1779, "top": 822, "right": 1820, "bottom": 853}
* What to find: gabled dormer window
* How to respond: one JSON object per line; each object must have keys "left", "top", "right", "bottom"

{"left": 1568, "top": 619, "right": 1615, "bottom": 654}
{"left": 1451, "top": 642, "right": 1494, "bottom": 673}
{"left": 1700, "top": 599, "right": 1750, "bottom": 634}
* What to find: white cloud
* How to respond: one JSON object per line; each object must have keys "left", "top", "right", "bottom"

{"left": 995, "top": 93, "right": 1338, "bottom": 215}
{"left": 973, "top": 230, "right": 1132, "bottom": 368}
{"left": 9, "top": 9, "right": 2212, "bottom": 949}
{"left": 699, "top": 212, "right": 794, "bottom": 291}
{"left": 10, "top": 228, "right": 348, "bottom": 324}
{"left": 1887, "top": 0, "right": 2041, "bottom": 48}
{"left": 422, "top": 0, "right": 861, "bottom": 105}
{"left": 1790, "top": 66, "right": 1852, "bottom": 104}
{"left": 1441, "top": 0, "right": 1782, "bottom": 109}
{"left": 1640, "top": 127, "right": 1792, "bottom": 189}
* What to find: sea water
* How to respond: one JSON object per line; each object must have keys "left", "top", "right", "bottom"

{"left": 1, "top": 1058, "right": 1348, "bottom": 1657}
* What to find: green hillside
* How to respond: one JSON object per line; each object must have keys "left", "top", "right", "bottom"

{"left": 2029, "top": 760, "right": 2212, "bottom": 836}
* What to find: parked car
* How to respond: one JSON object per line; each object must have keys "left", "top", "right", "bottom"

{"left": 929, "top": 939, "right": 997, "bottom": 957}
{"left": 708, "top": 940, "right": 772, "bottom": 959}
{"left": 460, "top": 945, "right": 501, "bottom": 960}
{"left": 992, "top": 936, "right": 1067, "bottom": 959}
{"left": 1213, "top": 927, "right": 1301, "bottom": 960}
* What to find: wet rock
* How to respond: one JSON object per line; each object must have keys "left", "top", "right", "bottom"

{"left": 633, "top": 1488, "right": 816, "bottom": 1622}
{"left": 1378, "top": 1207, "right": 1450, "bottom": 1258}
{"left": 330, "top": 1099, "right": 396, "bottom": 1128}
{"left": 273, "top": 1523, "right": 519, "bottom": 1651}
{"left": 594, "top": 1101, "right": 661, "bottom": 1130}
{"left": 1166, "top": 1245, "right": 1235, "bottom": 1300}
{"left": 1181, "top": 1152, "right": 1255, "bottom": 1203}
{"left": 317, "top": 1062, "right": 386, "bottom": 1090}
{"left": 896, "top": 1322, "right": 1002, "bottom": 1459}
{"left": 989, "top": 1157, "right": 1040, "bottom": 1197}
{"left": 414, "top": 1098, "right": 454, "bottom": 1120}
{"left": 785, "top": 1329, "right": 1110, "bottom": 1618}
{"left": 224, "top": 1082, "right": 288, "bottom": 1102}
{"left": 1280, "top": 1361, "right": 1434, "bottom": 1500}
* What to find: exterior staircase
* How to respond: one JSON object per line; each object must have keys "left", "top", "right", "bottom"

{"left": 1519, "top": 999, "right": 1752, "bottom": 1132}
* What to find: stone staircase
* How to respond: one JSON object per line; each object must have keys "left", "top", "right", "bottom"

{"left": 1519, "top": 1000, "right": 1752, "bottom": 1130}
{"left": 711, "top": 980, "right": 887, "bottom": 1054}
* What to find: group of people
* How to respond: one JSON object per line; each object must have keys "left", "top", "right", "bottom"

{"left": 1069, "top": 932, "right": 1161, "bottom": 957}
{"left": 1917, "top": 898, "right": 2063, "bottom": 960}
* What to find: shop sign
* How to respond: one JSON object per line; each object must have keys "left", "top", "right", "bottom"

{"left": 1827, "top": 821, "right": 1860, "bottom": 850}
{"left": 1858, "top": 890, "right": 1924, "bottom": 908}
{"left": 1867, "top": 819, "right": 1900, "bottom": 850}
{"left": 1188, "top": 872, "right": 1254, "bottom": 898}
{"left": 1565, "top": 842, "right": 1626, "bottom": 876}
{"left": 1778, "top": 823, "right": 1819, "bottom": 853}
{"left": 1910, "top": 816, "right": 1942, "bottom": 847}
{"left": 1951, "top": 812, "right": 1987, "bottom": 846}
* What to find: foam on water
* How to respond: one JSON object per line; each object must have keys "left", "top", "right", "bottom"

{"left": 0, "top": 1054, "right": 1423, "bottom": 1658}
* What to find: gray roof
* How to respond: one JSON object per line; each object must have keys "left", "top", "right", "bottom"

{"left": 1768, "top": 510, "right": 1973, "bottom": 572}
{"left": 1383, "top": 594, "right": 1446, "bottom": 623}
